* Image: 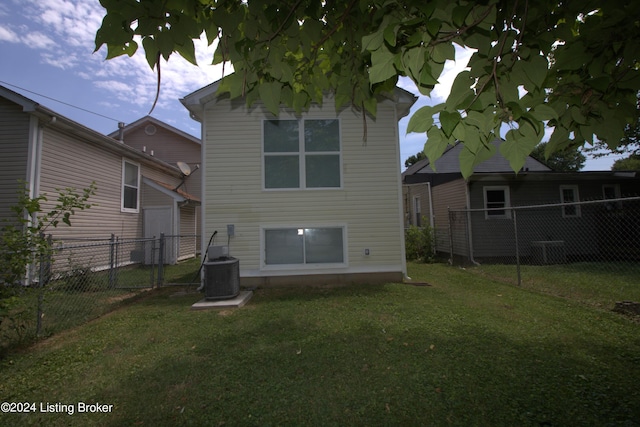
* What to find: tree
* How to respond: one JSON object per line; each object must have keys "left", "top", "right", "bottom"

{"left": 530, "top": 142, "right": 585, "bottom": 172}
{"left": 612, "top": 154, "right": 640, "bottom": 171}
{"left": 95, "top": 0, "right": 640, "bottom": 178}
{"left": 584, "top": 91, "right": 640, "bottom": 158}
{"left": 404, "top": 151, "right": 427, "bottom": 168}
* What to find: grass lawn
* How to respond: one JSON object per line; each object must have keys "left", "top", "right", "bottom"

{"left": 0, "top": 262, "right": 638, "bottom": 426}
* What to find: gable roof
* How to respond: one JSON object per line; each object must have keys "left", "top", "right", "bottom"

{"left": 180, "top": 77, "right": 417, "bottom": 121}
{"left": 108, "top": 115, "right": 201, "bottom": 146}
{"left": 403, "top": 139, "right": 552, "bottom": 178}
{"left": 0, "top": 85, "right": 183, "bottom": 177}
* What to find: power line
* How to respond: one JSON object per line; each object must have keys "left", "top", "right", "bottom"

{"left": 0, "top": 80, "right": 123, "bottom": 123}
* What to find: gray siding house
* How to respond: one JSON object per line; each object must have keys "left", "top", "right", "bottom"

{"left": 181, "top": 80, "right": 417, "bottom": 286}
{"left": 0, "top": 85, "right": 200, "bottom": 263}
{"left": 402, "top": 140, "right": 640, "bottom": 262}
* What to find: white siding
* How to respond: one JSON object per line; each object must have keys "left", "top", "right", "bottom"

{"left": 203, "top": 97, "right": 405, "bottom": 280}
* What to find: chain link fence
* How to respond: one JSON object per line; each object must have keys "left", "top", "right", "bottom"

{"left": 1, "top": 234, "right": 200, "bottom": 354}
{"left": 445, "top": 197, "right": 640, "bottom": 288}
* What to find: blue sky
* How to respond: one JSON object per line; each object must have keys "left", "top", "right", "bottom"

{"left": 0, "top": 0, "right": 622, "bottom": 170}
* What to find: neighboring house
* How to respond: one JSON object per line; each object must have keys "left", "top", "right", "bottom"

{"left": 402, "top": 139, "right": 640, "bottom": 262}
{"left": 0, "top": 85, "right": 200, "bottom": 264}
{"left": 108, "top": 115, "right": 203, "bottom": 251}
{"left": 181, "top": 80, "right": 417, "bottom": 286}
{"left": 402, "top": 139, "right": 552, "bottom": 229}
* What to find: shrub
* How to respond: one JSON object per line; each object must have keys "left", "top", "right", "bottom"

{"left": 405, "top": 222, "right": 435, "bottom": 263}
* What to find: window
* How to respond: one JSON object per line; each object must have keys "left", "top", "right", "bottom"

{"left": 122, "top": 160, "right": 140, "bottom": 212}
{"left": 560, "top": 185, "right": 580, "bottom": 217}
{"left": 413, "top": 196, "right": 421, "bottom": 227}
{"left": 602, "top": 184, "right": 622, "bottom": 210}
{"left": 263, "top": 119, "right": 341, "bottom": 189}
{"left": 483, "top": 186, "right": 511, "bottom": 219}
{"left": 264, "top": 227, "right": 345, "bottom": 266}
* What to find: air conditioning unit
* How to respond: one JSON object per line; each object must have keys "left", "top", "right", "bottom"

{"left": 204, "top": 257, "right": 240, "bottom": 300}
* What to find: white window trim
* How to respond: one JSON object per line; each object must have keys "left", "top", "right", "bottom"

{"left": 121, "top": 159, "right": 140, "bottom": 213}
{"left": 483, "top": 186, "right": 511, "bottom": 219}
{"left": 260, "top": 224, "right": 348, "bottom": 271}
{"left": 262, "top": 118, "right": 343, "bottom": 191}
{"left": 560, "top": 185, "right": 581, "bottom": 218}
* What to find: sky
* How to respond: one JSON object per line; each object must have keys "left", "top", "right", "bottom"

{"left": 0, "top": 0, "right": 623, "bottom": 171}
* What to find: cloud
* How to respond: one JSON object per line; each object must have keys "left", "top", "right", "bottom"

{"left": 0, "top": 25, "right": 19, "bottom": 43}
{"left": 24, "top": 32, "right": 56, "bottom": 49}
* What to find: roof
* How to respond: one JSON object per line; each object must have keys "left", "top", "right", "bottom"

{"left": 180, "top": 77, "right": 418, "bottom": 121}
{"left": 108, "top": 115, "right": 201, "bottom": 146}
{"left": 403, "top": 139, "right": 551, "bottom": 177}
{"left": 142, "top": 177, "right": 201, "bottom": 204}
{"left": 0, "top": 85, "right": 183, "bottom": 177}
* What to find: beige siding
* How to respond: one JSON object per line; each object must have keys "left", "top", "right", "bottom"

{"left": 37, "top": 127, "right": 183, "bottom": 241}
{"left": 0, "top": 98, "right": 30, "bottom": 221}
{"left": 122, "top": 124, "right": 202, "bottom": 200}
{"left": 203, "top": 97, "right": 404, "bottom": 279}
{"left": 431, "top": 179, "right": 468, "bottom": 255}
{"left": 403, "top": 183, "right": 433, "bottom": 228}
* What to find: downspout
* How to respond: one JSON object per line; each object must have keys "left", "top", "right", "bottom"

{"left": 464, "top": 180, "right": 480, "bottom": 266}
{"left": 426, "top": 182, "right": 434, "bottom": 229}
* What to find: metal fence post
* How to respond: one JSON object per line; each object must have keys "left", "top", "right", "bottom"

{"left": 36, "top": 234, "right": 52, "bottom": 336}
{"left": 513, "top": 209, "right": 521, "bottom": 286}
{"left": 447, "top": 207, "right": 454, "bottom": 265}
{"left": 157, "top": 233, "right": 165, "bottom": 287}
{"left": 109, "top": 234, "right": 116, "bottom": 289}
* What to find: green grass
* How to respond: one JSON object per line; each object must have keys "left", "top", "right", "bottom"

{"left": 468, "top": 262, "right": 640, "bottom": 309}
{"left": 0, "top": 263, "right": 639, "bottom": 426}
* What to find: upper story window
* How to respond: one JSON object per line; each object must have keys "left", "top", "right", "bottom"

{"left": 560, "top": 185, "right": 580, "bottom": 218}
{"left": 122, "top": 160, "right": 140, "bottom": 212}
{"left": 263, "top": 119, "right": 341, "bottom": 189}
{"left": 483, "top": 186, "right": 511, "bottom": 219}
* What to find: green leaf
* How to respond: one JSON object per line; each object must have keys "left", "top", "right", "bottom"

{"left": 530, "top": 104, "right": 558, "bottom": 122}
{"left": 501, "top": 123, "right": 542, "bottom": 172}
{"left": 175, "top": 39, "right": 197, "bottom": 65}
{"left": 439, "top": 110, "right": 461, "bottom": 138}
{"left": 424, "top": 127, "right": 450, "bottom": 171}
{"left": 369, "top": 47, "right": 397, "bottom": 85}
{"left": 445, "top": 71, "right": 473, "bottom": 110}
{"left": 407, "top": 105, "right": 437, "bottom": 134}
{"left": 522, "top": 55, "right": 548, "bottom": 89}
{"left": 431, "top": 43, "right": 455, "bottom": 64}
{"left": 142, "top": 37, "right": 159, "bottom": 68}
{"left": 259, "top": 81, "right": 282, "bottom": 116}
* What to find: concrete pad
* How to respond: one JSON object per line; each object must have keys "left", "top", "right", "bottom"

{"left": 191, "top": 291, "right": 253, "bottom": 310}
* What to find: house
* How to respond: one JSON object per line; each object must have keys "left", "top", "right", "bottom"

{"left": 402, "top": 139, "right": 640, "bottom": 262}
{"left": 181, "top": 80, "right": 417, "bottom": 286}
{"left": 107, "top": 115, "right": 203, "bottom": 253}
{"left": 402, "top": 139, "right": 552, "bottom": 229}
{"left": 0, "top": 85, "right": 200, "bottom": 265}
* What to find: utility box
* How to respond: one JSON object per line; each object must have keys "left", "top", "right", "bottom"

{"left": 204, "top": 257, "right": 240, "bottom": 300}
{"left": 531, "top": 240, "right": 566, "bottom": 264}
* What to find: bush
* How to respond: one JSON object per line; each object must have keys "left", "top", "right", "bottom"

{"left": 405, "top": 223, "right": 435, "bottom": 263}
